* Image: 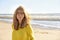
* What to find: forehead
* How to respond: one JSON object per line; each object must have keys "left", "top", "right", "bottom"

{"left": 17, "top": 10, "right": 24, "bottom": 13}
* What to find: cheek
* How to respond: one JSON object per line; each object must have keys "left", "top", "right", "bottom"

{"left": 22, "top": 15, "right": 24, "bottom": 18}
{"left": 20, "top": 15, "right": 24, "bottom": 19}
{"left": 17, "top": 15, "right": 19, "bottom": 19}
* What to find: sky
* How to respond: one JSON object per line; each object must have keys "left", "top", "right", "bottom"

{"left": 0, "top": 0, "right": 60, "bottom": 14}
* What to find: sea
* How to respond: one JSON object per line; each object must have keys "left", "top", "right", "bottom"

{"left": 0, "top": 14, "right": 60, "bottom": 29}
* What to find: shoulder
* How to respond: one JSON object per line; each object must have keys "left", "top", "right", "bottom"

{"left": 26, "top": 24, "right": 33, "bottom": 31}
{"left": 26, "top": 24, "right": 32, "bottom": 28}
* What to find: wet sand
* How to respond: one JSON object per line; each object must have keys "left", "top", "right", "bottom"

{"left": 0, "top": 21, "right": 60, "bottom": 40}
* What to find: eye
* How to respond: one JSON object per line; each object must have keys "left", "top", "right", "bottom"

{"left": 20, "top": 13, "right": 24, "bottom": 15}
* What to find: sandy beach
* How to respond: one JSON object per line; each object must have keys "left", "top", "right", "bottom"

{"left": 0, "top": 21, "right": 60, "bottom": 40}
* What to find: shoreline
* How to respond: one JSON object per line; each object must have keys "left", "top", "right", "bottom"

{"left": 0, "top": 20, "right": 60, "bottom": 30}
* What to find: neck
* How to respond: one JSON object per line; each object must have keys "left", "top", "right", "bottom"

{"left": 19, "top": 21, "right": 22, "bottom": 24}
{"left": 18, "top": 19, "right": 22, "bottom": 24}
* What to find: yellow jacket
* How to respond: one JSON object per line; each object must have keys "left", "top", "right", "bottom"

{"left": 12, "top": 24, "right": 34, "bottom": 40}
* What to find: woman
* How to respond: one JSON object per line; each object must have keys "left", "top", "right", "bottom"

{"left": 12, "top": 6, "right": 34, "bottom": 40}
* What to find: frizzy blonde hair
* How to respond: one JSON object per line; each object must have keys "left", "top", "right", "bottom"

{"left": 13, "top": 6, "right": 30, "bottom": 30}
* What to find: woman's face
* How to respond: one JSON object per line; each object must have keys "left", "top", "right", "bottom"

{"left": 17, "top": 10, "right": 24, "bottom": 21}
